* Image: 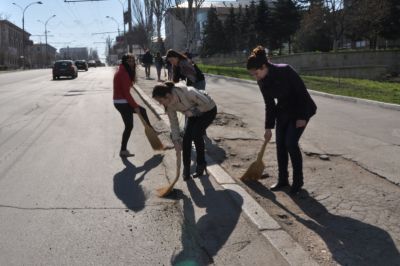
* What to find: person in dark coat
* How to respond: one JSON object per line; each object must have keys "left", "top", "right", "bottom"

{"left": 142, "top": 49, "right": 153, "bottom": 79}
{"left": 246, "top": 46, "right": 317, "bottom": 195}
{"left": 166, "top": 49, "right": 205, "bottom": 91}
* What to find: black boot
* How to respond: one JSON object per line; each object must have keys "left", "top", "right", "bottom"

{"left": 182, "top": 167, "right": 191, "bottom": 181}
{"left": 270, "top": 180, "right": 290, "bottom": 191}
{"left": 290, "top": 180, "right": 304, "bottom": 195}
{"left": 193, "top": 163, "right": 208, "bottom": 178}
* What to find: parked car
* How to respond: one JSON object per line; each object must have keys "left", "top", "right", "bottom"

{"left": 53, "top": 60, "right": 78, "bottom": 80}
{"left": 74, "top": 60, "right": 88, "bottom": 71}
{"left": 87, "top": 60, "right": 97, "bottom": 68}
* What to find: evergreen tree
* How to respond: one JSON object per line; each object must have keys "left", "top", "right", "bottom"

{"left": 236, "top": 5, "right": 248, "bottom": 52}
{"left": 379, "top": 0, "right": 400, "bottom": 40}
{"left": 255, "top": 0, "right": 270, "bottom": 47}
{"left": 247, "top": 1, "right": 258, "bottom": 51}
{"left": 201, "top": 6, "right": 227, "bottom": 55}
{"left": 271, "top": 0, "right": 301, "bottom": 54}
{"left": 224, "top": 4, "right": 238, "bottom": 52}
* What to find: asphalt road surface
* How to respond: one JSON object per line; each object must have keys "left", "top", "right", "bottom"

{"left": 0, "top": 68, "right": 288, "bottom": 265}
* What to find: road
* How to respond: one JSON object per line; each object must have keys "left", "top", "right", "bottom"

{"left": 205, "top": 75, "right": 400, "bottom": 185}
{"left": 0, "top": 68, "right": 288, "bottom": 265}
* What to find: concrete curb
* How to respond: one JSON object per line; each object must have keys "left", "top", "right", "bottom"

{"left": 205, "top": 73, "right": 400, "bottom": 112}
{"left": 134, "top": 84, "right": 317, "bottom": 266}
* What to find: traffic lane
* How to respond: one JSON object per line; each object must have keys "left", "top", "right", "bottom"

{"left": 0, "top": 67, "right": 184, "bottom": 264}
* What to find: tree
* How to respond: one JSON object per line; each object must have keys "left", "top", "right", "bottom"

{"left": 344, "top": 0, "right": 390, "bottom": 49}
{"left": 153, "top": 0, "right": 171, "bottom": 52}
{"left": 380, "top": 0, "right": 400, "bottom": 40}
{"left": 169, "top": 0, "right": 206, "bottom": 52}
{"left": 255, "top": 0, "right": 270, "bottom": 48}
{"left": 223, "top": 4, "right": 238, "bottom": 52}
{"left": 247, "top": 2, "right": 257, "bottom": 51}
{"left": 201, "top": 6, "right": 226, "bottom": 55}
{"left": 131, "top": 0, "right": 154, "bottom": 49}
{"left": 236, "top": 5, "right": 248, "bottom": 52}
{"left": 271, "top": 0, "right": 301, "bottom": 54}
{"left": 293, "top": 2, "right": 332, "bottom": 52}
{"left": 130, "top": 24, "right": 149, "bottom": 50}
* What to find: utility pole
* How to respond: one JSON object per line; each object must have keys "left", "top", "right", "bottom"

{"left": 127, "top": 0, "right": 132, "bottom": 52}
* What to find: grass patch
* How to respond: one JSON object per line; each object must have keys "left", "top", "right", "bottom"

{"left": 197, "top": 64, "right": 400, "bottom": 105}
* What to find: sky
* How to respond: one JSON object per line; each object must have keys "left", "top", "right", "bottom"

{"left": 0, "top": 0, "right": 228, "bottom": 61}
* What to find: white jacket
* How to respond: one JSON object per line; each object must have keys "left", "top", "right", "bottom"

{"left": 166, "top": 84, "right": 216, "bottom": 141}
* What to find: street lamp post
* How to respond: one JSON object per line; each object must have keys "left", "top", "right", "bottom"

{"left": 105, "top": 16, "right": 121, "bottom": 36}
{"left": 38, "top": 14, "right": 56, "bottom": 67}
{"left": 12, "top": 1, "right": 43, "bottom": 70}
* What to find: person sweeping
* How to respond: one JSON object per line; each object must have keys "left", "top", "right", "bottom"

{"left": 113, "top": 53, "right": 153, "bottom": 157}
{"left": 152, "top": 82, "right": 217, "bottom": 181}
{"left": 165, "top": 49, "right": 206, "bottom": 91}
{"left": 246, "top": 46, "right": 317, "bottom": 195}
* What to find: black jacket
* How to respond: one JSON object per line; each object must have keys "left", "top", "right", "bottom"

{"left": 258, "top": 63, "right": 317, "bottom": 129}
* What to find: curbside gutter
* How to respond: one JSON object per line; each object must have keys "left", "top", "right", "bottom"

{"left": 205, "top": 73, "right": 400, "bottom": 112}
{"left": 134, "top": 84, "right": 318, "bottom": 266}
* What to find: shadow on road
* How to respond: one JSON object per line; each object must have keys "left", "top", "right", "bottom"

{"left": 113, "top": 154, "right": 163, "bottom": 211}
{"left": 171, "top": 176, "right": 243, "bottom": 265}
{"left": 244, "top": 180, "right": 400, "bottom": 265}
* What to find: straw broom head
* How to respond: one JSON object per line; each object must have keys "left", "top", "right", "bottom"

{"left": 157, "top": 151, "right": 181, "bottom": 197}
{"left": 138, "top": 113, "right": 164, "bottom": 151}
{"left": 240, "top": 140, "right": 268, "bottom": 181}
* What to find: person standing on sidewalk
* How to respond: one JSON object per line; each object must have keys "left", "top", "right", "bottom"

{"left": 246, "top": 46, "right": 317, "bottom": 194}
{"left": 113, "top": 53, "right": 152, "bottom": 157}
{"left": 166, "top": 49, "right": 206, "bottom": 91}
{"left": 154, "top": 52, "right": 164, "bottom": 82}
{"left": 142, "top": 49, "right": 153, "bottom": 79}
{"left": 152, "top": 82, "right": 217, "bottom": 180}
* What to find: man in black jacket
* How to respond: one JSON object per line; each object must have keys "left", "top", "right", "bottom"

{"left": 142, "top": 49, "right": 153, "bottom": 79}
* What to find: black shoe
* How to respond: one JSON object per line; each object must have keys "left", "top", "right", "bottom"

{"left": 193, "top": 163, "right": 208, "bottom": 178}
{"left": 270, "top": 181, "right": 290, "bottom": 191}
{"left": 290, "top": 182, "right": 303, "bottom": 195}
{"left": 183, "top": 168, "right": 191, "bottom": 181}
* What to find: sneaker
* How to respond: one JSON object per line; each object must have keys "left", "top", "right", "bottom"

{"left": 119, "top": 150, "right": 134, "bottom": 157}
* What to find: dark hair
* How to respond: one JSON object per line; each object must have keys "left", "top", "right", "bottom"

{"left": 152, "top": 81, "right": 175, "bottom": 98}
{"left": 246, "top": 45, "right": 269, "bottom": 70}
{"left": 121, "top": 53, "right": 136, "bottom": 81}
{"left": 166, "top": 49, "right": 187, "bottom": 61}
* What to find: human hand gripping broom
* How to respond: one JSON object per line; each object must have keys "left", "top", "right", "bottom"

{"left": 136, "top": 112, "right": 164, "bottom": 151}
{"left": 240, "top": 139, "right": 268, "bottom": 181}
{"left": 157, "top": 150, "right": 181, "bottom": 197}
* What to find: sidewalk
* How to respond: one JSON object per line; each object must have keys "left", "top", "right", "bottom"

{"left": 134, "top": 67, "right": 400, "bottom": 265}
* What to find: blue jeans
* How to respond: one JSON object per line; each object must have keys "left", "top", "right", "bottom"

{"left": 275, "top": 116, "right": 307, "bottom": 185}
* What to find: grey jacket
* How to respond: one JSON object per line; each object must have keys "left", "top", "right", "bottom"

{"left": 166, "top": 84, "right": 216, "bottom": 142}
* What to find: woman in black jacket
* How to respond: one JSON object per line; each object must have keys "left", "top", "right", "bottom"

{"left": 165, "top": 49, "right": 206, "bottom": 91}
{"left": 247, "top": 46, "right": 317, "bottom": 194}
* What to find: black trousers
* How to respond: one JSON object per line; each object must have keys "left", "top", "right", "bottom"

{"left": 275, "top": 116, "right": 307, "bottom": 185}
{"left": 114, "top": 103, "right": 151, "bottom": 151}
{"left": 182, "top": 107, "right": 217, "bottom": 171}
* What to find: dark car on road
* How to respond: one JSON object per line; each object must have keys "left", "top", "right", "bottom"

{"left": 87, "top": 60, "right": 97, "bottom": 68}
{"left": 52, "top": 60, "right": 78, "bottom": 80}
{"left": 75, "top": 60, "right": 88, "bottom": 71}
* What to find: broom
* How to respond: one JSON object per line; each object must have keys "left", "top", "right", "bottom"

{"left": 137, "top": 112, "right": 164, "bottom": 151}
{"left": 157, "top": 150, "right": 181, "bottom": 197}
{"left": 240, "top": 140, "right": 268, "bottom": 181}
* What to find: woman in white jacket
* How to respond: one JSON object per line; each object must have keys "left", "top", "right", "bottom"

{"left": 152, "top": 82, "right": 217, "bottom": 180}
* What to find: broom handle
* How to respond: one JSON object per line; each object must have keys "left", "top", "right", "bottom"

{"left": 256, "top": 140, "right": 268, "bottom": 162}
{"left": 137, "top": 112, "right": 150, "bottom": 129}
